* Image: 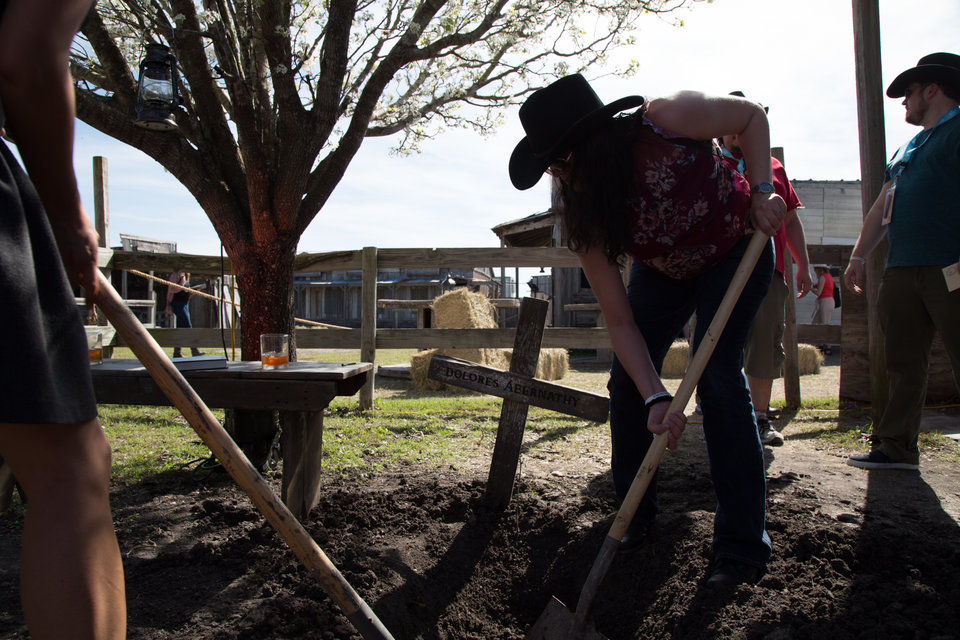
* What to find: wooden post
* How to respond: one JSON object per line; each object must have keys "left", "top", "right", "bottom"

{"left": 93, "top": 156, "right": 108, "bottom": 249}
{"left": 781, "top": 250, "right": 802, "bottom": 408}
{"left": 428, "top": 297, "right": 609, "bottom": 509}
{"left": 850, "top": 0, "right": 889, "bottom": 418}
{"left": 485, "top": 298, "right": 547, "bottom": 507}
{"left": 773, "top": 147, "right": 802, "bottom": 408}
{"left": 359, "top": 246, "right": 377, "bottom": 410}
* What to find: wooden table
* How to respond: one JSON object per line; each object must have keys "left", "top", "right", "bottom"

{"left": 90, "top": 359, "right": 373, "bottom": 519}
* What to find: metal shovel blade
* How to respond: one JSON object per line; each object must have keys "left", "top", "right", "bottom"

{"left": 525, "top": 597, "right": 608, "bottom": 640}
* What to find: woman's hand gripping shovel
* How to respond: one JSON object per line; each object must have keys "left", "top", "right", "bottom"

{"left": 526, "top": 231, "right": 770, "bottom": 640}
{"left": 91, "top": 271, "right": 396, "bottom": 640}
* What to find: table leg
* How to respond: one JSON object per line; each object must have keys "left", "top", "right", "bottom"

{"left": 279, "top": 410, "right": 324, "bottom": 521}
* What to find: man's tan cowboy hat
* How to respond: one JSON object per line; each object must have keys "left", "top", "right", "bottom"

{"left": 887, "top": 52, "right": 960, "bottom": 98}
{"left": 509, "top": 74, "right": 644, "bottom": 190}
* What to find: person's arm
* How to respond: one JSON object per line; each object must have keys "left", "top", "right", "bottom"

{"left": 0, "top": 0, "right": 98, "bottom": 297}
{"left": 811, "top": 274, "right": 824, "bottom": 297}
{"left": 843, "top": 181, "right": 892, "bottom": 295}
{"left": 645, "top": 91, "right": 784, "bottom": 237}
{"left": 166, "top": 273, "right": 178, "bottom": 309}
{"left": 577, "top": 246, "right": 686, "bottom": 449}
{"left": 783, "top": 210, "right": 813, "bottom": 297}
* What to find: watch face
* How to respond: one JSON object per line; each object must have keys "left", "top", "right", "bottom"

{"left": 753, "top": 182, "right": 775, "bottom": 194}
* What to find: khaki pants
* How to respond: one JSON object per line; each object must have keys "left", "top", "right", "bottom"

{"left": 874, "top": 266, "right": 960, "bottom": 464}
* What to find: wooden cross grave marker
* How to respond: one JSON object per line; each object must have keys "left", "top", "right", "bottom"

{"left": 427, "top": 297, "right": 609, "bottom": 508}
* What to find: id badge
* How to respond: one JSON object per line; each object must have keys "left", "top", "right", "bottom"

{"left": 944, "top": 260, "right": 960, "bottom": 292}
{"left": 881, "top": 183, "right": 895, "bottom": 226}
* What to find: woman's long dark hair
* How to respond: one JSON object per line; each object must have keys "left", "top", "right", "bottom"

{"left": 552, "top": 111, "right": 643, "bottom": 264}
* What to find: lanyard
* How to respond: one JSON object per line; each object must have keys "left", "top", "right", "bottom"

{"left": 890, "top": 105, "right": 960, "bottom": 182}
{"left": 720, "top": 146, "right": 746, "bottom": 175}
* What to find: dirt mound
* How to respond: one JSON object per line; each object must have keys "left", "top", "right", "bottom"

{"left": 2, "top": 422, "right": 959, "bottom": 639}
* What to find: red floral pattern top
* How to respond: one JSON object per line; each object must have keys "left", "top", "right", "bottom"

{"left": 625, "top": 118, "right": 752, "bottom": 279}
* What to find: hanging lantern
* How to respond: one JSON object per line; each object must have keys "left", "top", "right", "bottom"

{"left": 135, "top": 43, "right": 179, "bottom": 131}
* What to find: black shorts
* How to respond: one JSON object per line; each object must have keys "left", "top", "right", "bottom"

{"left": 0, "top": 141, "right": 97, "bottom": 424}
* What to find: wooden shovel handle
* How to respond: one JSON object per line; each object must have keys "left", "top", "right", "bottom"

{"left": 574, "top": 231, "right": 770, "bottom": 628}
{"left": 91, "top": 271, "right": 395, "bottom": 640}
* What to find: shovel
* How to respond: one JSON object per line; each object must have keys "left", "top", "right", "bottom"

{"left": 526, "top": 231, "right": 770, "bottom": 640}
{"left": 91, "top": 271, "right": 396, "bottom": 640}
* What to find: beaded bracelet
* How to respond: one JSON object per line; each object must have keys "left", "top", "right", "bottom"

{"left": 644, "top": 391, "right": 673, "bottom": 409}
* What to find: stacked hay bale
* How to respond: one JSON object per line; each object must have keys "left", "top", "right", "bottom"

{"left": 410, "top": 288, "right": 568, "bottom": 391}
{"left": 658, "top": 340, "right": 824, "bottom": 378}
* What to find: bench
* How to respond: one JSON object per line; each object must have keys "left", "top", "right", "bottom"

{"left": 89, "top": 359, "right": 372, "bottom": 520}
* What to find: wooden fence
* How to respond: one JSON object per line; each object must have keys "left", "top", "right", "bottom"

{"left": 96, "top": 244, "right": 869, "bottom": 411}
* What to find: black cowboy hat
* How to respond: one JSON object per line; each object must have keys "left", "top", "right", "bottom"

{"left": 729, "top": 90, "right": 769, "bottom": 114}
{"left": 509, "top": 74, "right": 644, "bottom": 190}
{"left": 887, "top": 52, "right": 960, "bottom": 98}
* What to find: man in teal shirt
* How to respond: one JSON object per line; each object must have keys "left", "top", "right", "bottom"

{"left": 844, "top": 52, "right": 960, "bottom": 470}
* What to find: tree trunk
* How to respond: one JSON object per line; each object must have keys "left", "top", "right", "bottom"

{"left": 221, "top": 238, "right": 298, "bottom": 470}
{"left": 232, "top": 241, "right": 298, "bottom": 358}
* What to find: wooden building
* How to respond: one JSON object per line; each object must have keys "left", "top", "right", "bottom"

{"left": 293, "top": 266, "right": 507, "bottom": 328}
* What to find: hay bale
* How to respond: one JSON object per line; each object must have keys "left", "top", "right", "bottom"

{"left": 657, "top": 341, "right": 822, "bottom": 378}
{"left": 410, "top": 289, "right": 509, "bottom": 392}
{"left": 661, "top": 340, "right": 689, "bottom": 378}
{"left": 798, "top": 343, "right": 824, "bottom": 375}
{"left": 537, "top": 348, "right": 569, "bottom": 380}
{"left": 410, "top": 349, "right": 447, "bottom": 391}
{"left": 432, "top": 288, "right": 497, "bottom": 329}
{"left": 502, "top": 348, "right": 569, "bottom": 381}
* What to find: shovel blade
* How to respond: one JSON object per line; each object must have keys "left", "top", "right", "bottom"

{"left": 525, "top": 596, "right": 608, "bottom": 640}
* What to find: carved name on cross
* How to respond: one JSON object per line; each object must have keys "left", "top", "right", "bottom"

{"left": 428, "top": 297, "right": 609, "bottom": 508}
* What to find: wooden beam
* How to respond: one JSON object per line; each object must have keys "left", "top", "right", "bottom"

{"left": 484, "top": 297, "right": 548, "bottom": 508}
{"left": 359, "top": 247, "right": 377, "bottom": 410}
{"left": 850, "top": 0, "right": 889, "bottom": 412}
{"left": 93, "top": 156, "right": 109, "bottom": 249}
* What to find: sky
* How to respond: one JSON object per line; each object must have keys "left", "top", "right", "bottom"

{"left": 72, "top": 0, "right": 960, "bottom": 262}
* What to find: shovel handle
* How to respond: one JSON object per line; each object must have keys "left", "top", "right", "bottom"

{"left": 573, "top": 231, "right": 770, "bottom": 628}
{"left": 91, "top": 271, "right": 395, "bottom": 640}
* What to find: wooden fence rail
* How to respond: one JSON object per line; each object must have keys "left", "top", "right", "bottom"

{"left": 102, "top": 244, "right": 849, "bottom": 410}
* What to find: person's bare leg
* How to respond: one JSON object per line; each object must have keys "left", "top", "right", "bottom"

{"left": 0, "top": 419, "right": 126, "bottom": 640}
{"left": 746, "top": 374, "right": 774, "bottom": 417}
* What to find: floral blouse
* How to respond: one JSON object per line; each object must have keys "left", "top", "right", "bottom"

{"left": 625, "top": 118, "right": 751, "bottom": 279}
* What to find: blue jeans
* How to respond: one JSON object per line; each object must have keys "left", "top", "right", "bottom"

{"left": 608, "top": 234, "right": 773, "bottom": 567}
{"left": 169, "top": 299, "right": 202, "bottom": 357}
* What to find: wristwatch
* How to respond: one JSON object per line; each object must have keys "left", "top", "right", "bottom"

{"left": 751, "top": 182, "right": 775, "bottom": 195}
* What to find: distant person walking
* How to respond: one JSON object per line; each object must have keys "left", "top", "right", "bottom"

{"left": 844, "top": 52, "right": 960, "bottom": 471}
{"left": 166, "top": 269, "right": 204, "bottom": 358}
{"left": 0, "top": 0, "right": 127, "bottom": 637}
{"left": 810, "top": 266, "right": 835, "bottom": 325}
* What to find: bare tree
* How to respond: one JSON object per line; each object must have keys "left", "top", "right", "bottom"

{"left": 72, "top": 0, "right": 700, "bottom": 356}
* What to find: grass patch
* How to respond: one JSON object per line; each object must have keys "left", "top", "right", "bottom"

{"left": 775, "top": 398, "right": 960, "bottom": 462}
{"left": 99, "top": 405, "right": 216, "bottom": 485}
{"left": 322, "top": 396, "right": 502, "bottom": 474}
{"left": 91, "top": 357, "right": 959, "bottom": 482}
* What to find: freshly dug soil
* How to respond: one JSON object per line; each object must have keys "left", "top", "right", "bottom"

{"left": 2, "top": 407, "right": 959, "bottom": 639}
